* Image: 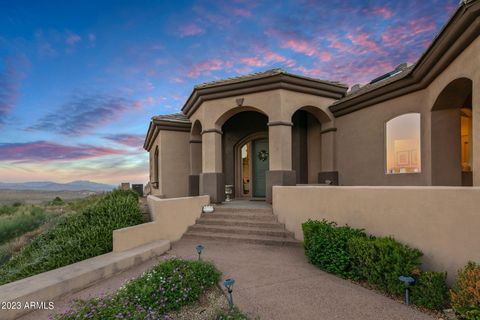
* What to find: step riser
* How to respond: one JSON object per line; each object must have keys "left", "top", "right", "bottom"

{"left": 196, "top": 219, "right": 285, "bottom": 229}
{"left": 213, "top": 208, "right": 273, "bottom": 214}
{"left": 201, "top": 213, "right": 277, "bottom": 221}
{"left": 183, "top": 233, "right": 301, "bottom": 247}
{"left": 188, "top": 226, "right": 293, "bottom": 238}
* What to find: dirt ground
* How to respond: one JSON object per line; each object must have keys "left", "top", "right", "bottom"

{"left": 0, "top": 189, "right": 99, "bottom": 205}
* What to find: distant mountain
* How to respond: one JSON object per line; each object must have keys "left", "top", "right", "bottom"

{"left": 0, "top": 180, "right": 115, "bottom": 192}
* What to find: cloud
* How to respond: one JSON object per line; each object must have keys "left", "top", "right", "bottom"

{"left": 0, "top": 141, "right": 126, "bottom": 162}
{"left": 30, "top": 93, "right": 132, "bottom": 136}
{"left": 66, "top": 32, "right": 81, "bottom": 45}
{"left": 104, "top": 134, "right": 145, "bottom": 148}
{"left": 0, "top": 61, "right": 20, "bottom": 126}
{"left": 281, "top": 38, "right": 317, "bottom": 56}
{"left": 187, "top": 58, "right": 224, "bottom": 78}
{"left": 178, "top": 23, "right": 205, "bottom": 37}
{"left": 382, "top": 18, "right": 436, "bottom": 48}
{"left": 346, "top": 32, "right": 382, "bottom": 54}
{"left": 240, "top": 57, "right": 267, "bottom": 67}
{"left": 370, "top": 7, "right": 394, "bottom": 19}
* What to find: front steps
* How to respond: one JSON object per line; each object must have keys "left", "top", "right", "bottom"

{"left": 183, "top": 206, "right": 301, "bottom": 246}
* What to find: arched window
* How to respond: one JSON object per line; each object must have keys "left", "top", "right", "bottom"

{"left": 385, "top": 113, "right": 421, "bottom": 174}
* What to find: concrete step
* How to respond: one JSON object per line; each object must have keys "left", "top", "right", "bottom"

{"left": 212, "top": 206, "right": 273, "bottom": 214}
{"left": 201, "top": 212, "right": 277, "bottom": 221}
{"left": 196, "top": 217, "right": 286, "bottom": 229}
{"left": 188, "top": 224, "right": 294, "bottom": 238}
{"left": 183, "top": 231, "right": 301, "bottom": 247}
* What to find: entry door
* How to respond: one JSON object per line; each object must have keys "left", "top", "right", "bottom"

{"left": 252, "top": 139, "right": 269, "bottom": 197}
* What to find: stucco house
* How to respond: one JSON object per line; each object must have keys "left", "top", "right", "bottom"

{"left": 143, "top": 0, "right": 480, "bottom": 204}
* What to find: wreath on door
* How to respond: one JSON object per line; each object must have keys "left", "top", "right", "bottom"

{"left": 257, "top": 149, "right": 268, "bottom": 162}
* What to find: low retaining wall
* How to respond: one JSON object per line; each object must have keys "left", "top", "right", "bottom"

{"left": 273, "top": 186, "right": 480, "bottom": 283}
{"left": 0, "top": 240, "right": 170, "bottom": 320}
{"left": 113, "top": 195, "right": 209, "bottom": 251}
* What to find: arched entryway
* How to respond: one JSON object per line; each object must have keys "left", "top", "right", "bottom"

{"left": 431, "top": 77, "right": 473, "bottom": 186}
{"left": 291, "top": 106, "right": 332, "bottom": 184}
{"left": 221, "top": 111, "right": 269, "bottom": 199}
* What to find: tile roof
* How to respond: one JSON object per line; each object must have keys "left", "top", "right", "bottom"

{"left": 194, "top": 68, "right": 347, "bottom": 89}
{"left": 152, "top": 113, "right": 190, "bottom": 123}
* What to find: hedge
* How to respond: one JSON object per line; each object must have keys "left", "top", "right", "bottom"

{"left": 302, "top": 219, "right": 448, "bottom": 311}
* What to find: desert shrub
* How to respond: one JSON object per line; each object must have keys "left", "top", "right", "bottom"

{"left": 348, "top": 236, "right": 422, "bottom": 295}
{"left": 451, "top": 262, "right": 480, "bottom": 320}
{"left": 50, "top": 196, "right": 65, "bottom": 206}
{"left": 0, "top": 189, "right": 143, "bottom": 285}
{"left": 54, "top": 259, "right": 221, "bottom": 320}
{"left": 0, "top": 204, "right": 18, "bottom": 216}
{"left": 0, "top": 206, "right": 47, "bottom": 244}
{"left": 410, "top": 271, "right": 448, "bottom": 310}
{"left": 302, "top": 219, "right": 366, "bottom": 277}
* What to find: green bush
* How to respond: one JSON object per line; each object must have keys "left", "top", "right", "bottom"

{"left": 411, "top": 271, "right": 448, "bottom": 310}
{"left": 0, "top": 204, "right": 18, "bottom": 216}
{"left": 451, "top": 262, "right": 480, "bottom": 320}
{"left": 348, "top": 236, "right": 422, "bottom": 294}
{"left": 302, "top": 220, "right": 365, "bottom": 277}
{"left": 0, "top": 206, "right": 47, "bottom": 244}
{"left": 215, "top": 307, "right": 250, "bottom": 319}
{"left": 54, "top": 258, "right": 221, "bottom": 320}
{"left": 0, "top": 189, "right": 143, "bottom": 285}
{"left": 50, "top": 196, "right": 65, "bottom": 206}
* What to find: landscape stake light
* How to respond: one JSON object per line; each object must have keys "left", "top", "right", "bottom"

{"left": 398, "top": 275, "right": 415, "bottom": 305}
{"left": 195, "top": 244, "right": 204, "bottom": 260}
{"left": 223, "top": 278, "right": 235, "bottom": 308}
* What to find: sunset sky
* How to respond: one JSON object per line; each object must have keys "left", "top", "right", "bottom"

{"left": 0, "top": 0, "right": 457, "bottom": 185}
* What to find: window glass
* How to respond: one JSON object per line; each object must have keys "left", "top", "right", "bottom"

{"left": 386, "top": 113, "right": 421, "bottom": 174}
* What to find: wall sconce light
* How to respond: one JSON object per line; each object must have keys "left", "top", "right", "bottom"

{"left": 195, "top": 244, "right": 204, "bottom": 260}
{"left": 398, "top": 275, "right": 415, "bottom": 305}
{"left": 223, "top": 278, "right": 235, "bottom": 308}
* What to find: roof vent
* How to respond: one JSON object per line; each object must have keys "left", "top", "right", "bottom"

{"left": 349, "top": 84, "right": 361, "bottom": 93}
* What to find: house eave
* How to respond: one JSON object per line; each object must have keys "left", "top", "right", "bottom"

{"left": 181, "top": 73, "right": 348, "bottom": 118}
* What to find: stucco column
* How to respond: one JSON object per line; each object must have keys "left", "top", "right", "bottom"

{"left": 188, "top": 139, "right": 201, "bottom": 196}
{"left": 199, "top": 130, "right": 225, "bottom": 203}
{"left": 318, "top": 127, "right": 339, "bottom": 185}
{"left": 473, "top": 78, "right": 480, "bottom": 186}
{"left": 266, "top": 122, "right": 296, "bottom": 203}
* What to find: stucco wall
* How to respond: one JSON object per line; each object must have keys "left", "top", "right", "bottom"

{"left": 335, "top": 35, "right": 480, "bottom": 186}
{"left": 113, "top": 195, "right": 209, "bottom": 251}
{"left": 273, "top": 186, "right": 480, "bottom": 283}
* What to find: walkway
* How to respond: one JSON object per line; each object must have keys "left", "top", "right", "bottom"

{"left": 171, "top": 238, "right": 436, "bottom": 320}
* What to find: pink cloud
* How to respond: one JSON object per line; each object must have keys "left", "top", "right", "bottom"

{"left": 264, "top": 51, "right": 296, "bottom": 67}
{"left": 0, "top": 141, "right": 126, "bottom": 162}
{"left": 371, "top": 7, "right": 394, "bottom": 19}
{"left": 240, "top": 57, "right": 267, "bottom": 67}
{"left": 382, "top": 18, "right": 436, "bottom": 48}
{"left": 294, "top": 66, "right": 323, "bottom": 78}
{"left": 281, "top": 38, "right": 317, "bottom": 56}
{"left": 179, "top": 23, "right": 205, "bottom": 37}
{"left": 104, "top": 134, "right": 145, "bottom": 148}
{"left": 347, "top": 32, "right": 381, "bottom": 53}
{"left": 187, "top": 58, "right": 224, "bottom": 77}
{"left": 319, "top": 51, "right": 332, "bottom": 62}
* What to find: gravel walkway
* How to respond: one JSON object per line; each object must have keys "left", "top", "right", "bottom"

{"left": 171, "top": 238, "right": 437, "bottom": 320}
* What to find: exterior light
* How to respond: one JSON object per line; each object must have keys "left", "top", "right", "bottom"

{"left": 195, "top": 244, "right": 204, "bottom": 260}
{"left": 223, "top": 278, "right": 235, "bottom": 308}
{"left": 225, "top": 185, "right": 233, "bottom": 202}
{"left": 398, "top": 275, "right": 415, "bottom": 305}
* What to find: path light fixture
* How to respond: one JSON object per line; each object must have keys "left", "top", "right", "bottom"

{"left": 195, "top": 244, "right": 204, "bottom": 260}
{"left": 398, "top": 275, "right": 415, "bottom": 305}
{"left": 223, "top": 278, "right": 235, "bottom": 308}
